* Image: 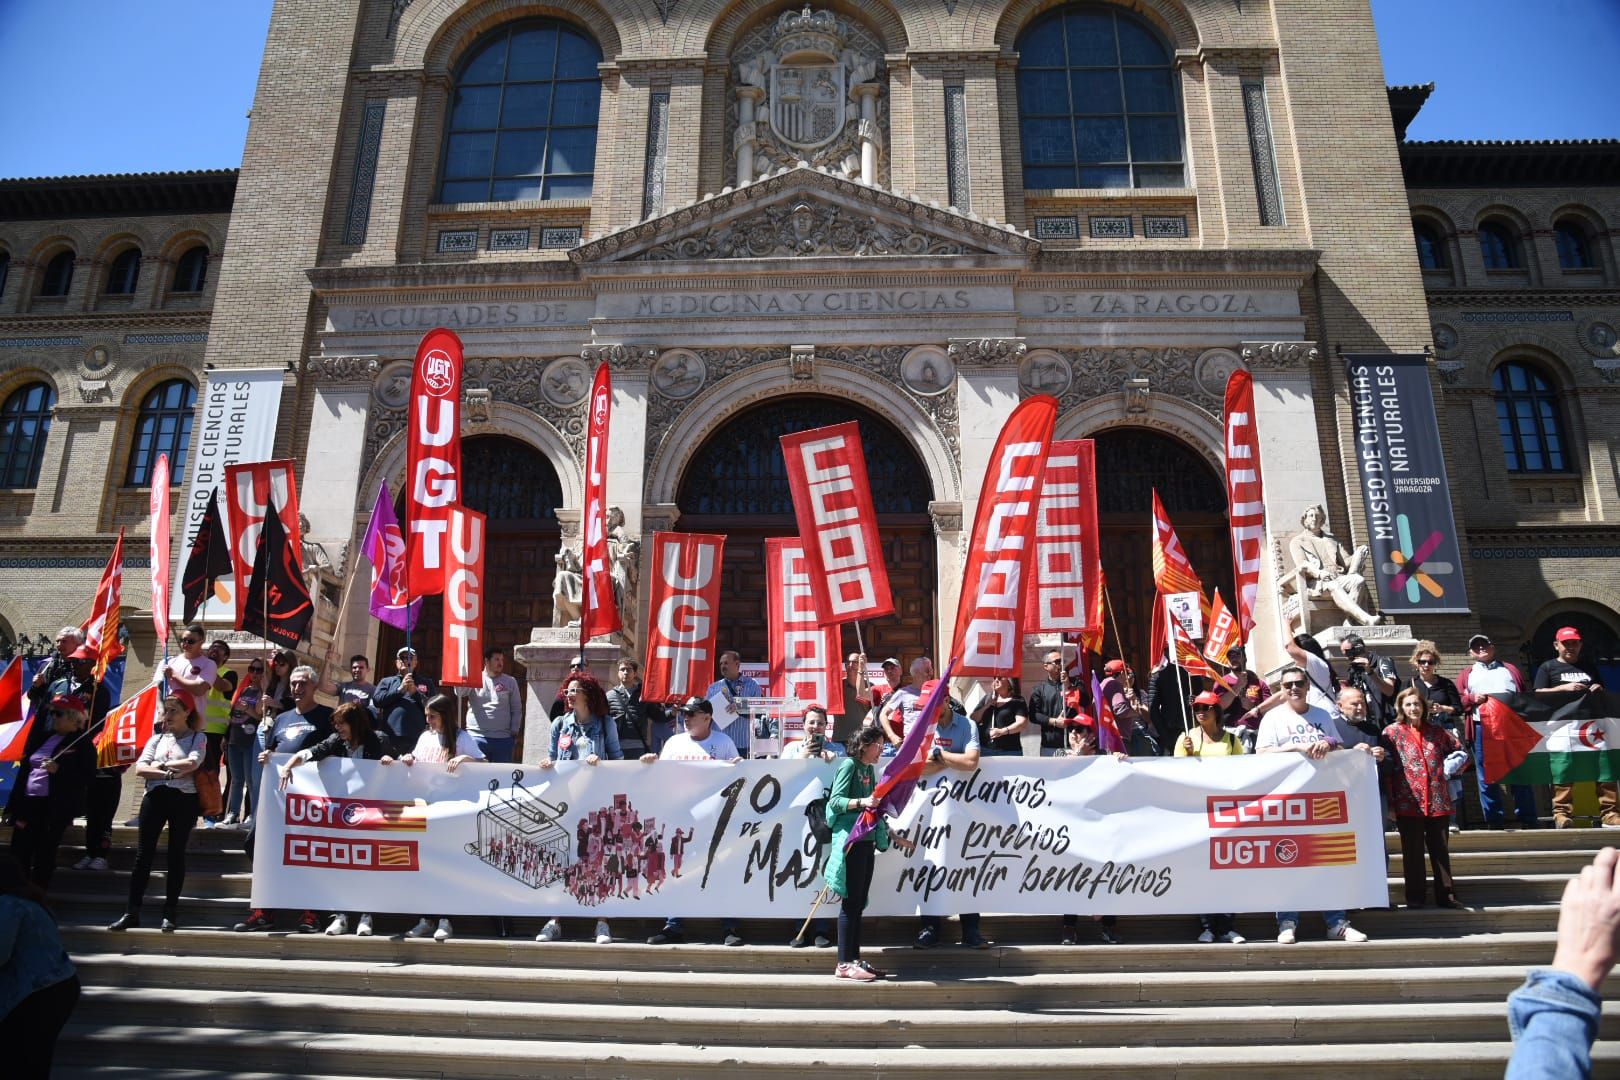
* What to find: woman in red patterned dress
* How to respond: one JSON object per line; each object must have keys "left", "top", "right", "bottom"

{"left": 1380, "top": 688, "right": 1466, "bottom": 910}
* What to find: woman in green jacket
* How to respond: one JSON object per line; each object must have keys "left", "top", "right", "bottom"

{"left": 824, "top": 726, "right": 912, "bottom": 981}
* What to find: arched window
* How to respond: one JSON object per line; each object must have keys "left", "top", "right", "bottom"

{"left": 39, "top": 251, "right": 74, "bottom": 297}
{"left": 1493, "top": 361, "right": 1568, "bottom": 473}
{"left": 0, "top": 382, "right": 56, "bottom": 489}
{"left": 1015, "top": 5, "right": 1183, "bottom": 190}
{"left": 1413, "top": 221, "right": 1448, "bottom": 270}
{"left": 438, "top": 20, "right": 603, "bottom": 204}
{"left": 1555, "top": 220, "right": 1594, "bottom": 269}
{"left": 0, "top": 251, "right": 10, "bottom": 297}
{"left": 105, "top": 248, "right": 142, "bottom": 295}
{"left": 125, "top": 379, "right": 196, "bottom": 487}
{"left": 1478, "top": 220, "right": 1521, "bottom": 270}
{"left": 171, "top": 246, "right": 208, "bottom": 293}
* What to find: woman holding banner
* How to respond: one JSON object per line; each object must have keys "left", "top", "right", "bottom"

{"left": 825, "top": 726, "right": 912, "bottom": 981}
{"left": 110, "top": 696, "right": 205, "bottom": 932}
{"left": 1381, "top": 688, "right": 1465, "bottom": 910}
{"left": 536, "top": 673, "right": 621, "bottom": 945}
{"left": 389, "top": 695, "right": 484, "bottom": 942}
{"left": 7, "top": 695, "right": 95, "bottom": 890}
{"left": 1176, "top": 691, "right": 1248, "bottom": 944}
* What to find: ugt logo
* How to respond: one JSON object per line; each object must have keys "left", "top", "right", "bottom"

{"left": 420, "top": 349, "right": 456, "bottom": 397}
{"left": 1382, "top": 512, "right": 1454, "bottom": 603}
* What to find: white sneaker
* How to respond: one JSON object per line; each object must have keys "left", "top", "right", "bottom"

{"left": 324, "top": 914, "right": 348, "bottom": 936}
{"left": 72, "top": 856, "right": 93, "bottom": 870}
{"left": 405, "top": 917, "right": 434, "bottom": 939}
{"left": 1220, "top": 931, "right": 1247, "bottom": 945}
{"left": 594, "top": 920, "right": 612, "bottom": 944}
{"left": 357, "top": 914, "right": 373, "bottom": 937}
{"left": 238, "top": 816, "right": 253, "bottom": 832}
{"left": 1197, "top": 929, "right": 1215, "bottom": 944}
{"left": 433, "top": 918, "right": 452, "bottom": 942}
{"left": 1277, "top": 922, "right": 1298, "bottom": 945}
{"left": 88, "top": 857, "right": 110, "bottom": 871}
{"left": 1329, "top": 923, "right": 1368, "bottom": 943}
{"left": 537, "top": 919, "right": 561, "bottom": 942}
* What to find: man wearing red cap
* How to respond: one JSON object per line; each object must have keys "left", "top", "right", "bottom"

{"left": 1535, "top": 627, "right": 1618, "bottom": 828}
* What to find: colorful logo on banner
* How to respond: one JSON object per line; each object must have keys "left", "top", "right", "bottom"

{"left": 1203, "top": 589, "right": 1240, "bottom": 667}
{"left": 95, "top": 685, "right": 162, "bottom": 768}
{"left": 241, "top": 492, "right": 314, "bottom": 646}
{"left": 580, "top": 363, "right": 620, "bottom": 645}
{"left": 644, "top": 532, "right": 726, "bottom": 701}
{"left": 1209, "top": 832, "right": 1358, "bottom": 869}
{"left": 1023, "top": 439, "right": 1102, "bottom": 636}
{"left": 779, "top": 422, "right": 894, "bottom": 626}
{"left": 950, "top": 396, "right": 1059, "bottom": 676}
{"left": 286, "top": 793, "right": 429, "bottom": 832}
{"left": 1207, "top": 792, "right": 1349, "bottom": 828}
{"left": 224, "top": 460, "right": 302, "bottom": 631}
{"left": 765, "top": 538, "right": 843, "bottom": 714}
{"left": 406, "top": 328, "right": 464, "bottom": 599}
{"left": 283, "top": 835, "right": 420, "bottom": 872}
{"left": 362, "top": 481, "right": 422, "bottom": 632}
{"left": 441, "top": 507, "right": 486, "bottom": 688}
{"left": 1222, "top": 370, "right": 1266, "bottom": 638}
{"left": 1344, "top": 354, "right": 1468, "bottom": 613}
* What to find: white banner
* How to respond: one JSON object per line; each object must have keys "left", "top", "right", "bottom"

{"left": 172, "top": 368, "right": 284, "bottom": 624}
{"left": 252, "top": 754, "right": 1387, "bottom": 917}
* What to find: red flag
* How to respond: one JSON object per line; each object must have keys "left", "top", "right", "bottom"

{"left": 441, "top": 507, "right": 487, "bottom": 688}
{"left": 765, "top": 538, "right": 843, "bottom": 714}
{"left": 780, "top": 421, "right": 894, "bottom": 626}
{"left": 240, "top": 494, "right": 313, "bottom": 646}
{"left": 846, "top": 658, "right": 955, "bottom": 848}
{"left": 1151, "top": 489, "right": 1204, "bottom": 599}
{"left": 1022, "top": 439, "right": 1101, "bottom": 635}
{"left": 643, "top": 532, "right": 725, "bottom": 702}
{"left": 224, "top": 460, "right": 302, "bottom": 630}
{"left": 1171, "top": 611, "right": 1218, "bottom": 678}
{"left": 1203, "top": 589, "right": 1240, "bottom": 667}
{"left": 1079, "top": 567, "right": 1107, "bottom": 655}
{"left": 1479, "top": 697, "right": 1544, "bottom": 784}
{"left": 1091, "top": 671, "right": 1125, "bottom": 754}
{"left": 1223, "top": 370, "right": 1266, "bottom": 638}
{"left": 150, "top": 454, "right": 172, "bottom": 646}
{"left": 580, "top": 363, "right": 620, "bottom": 646}
{"left": 405, "top": 328, "right": 464, "bottom": 599}
{"left": 94, "top": 684, "right": 162, "bottom": 768}
{"left": 81, "top": 529, "right": 126, "bottom": 680}
{"left": 950, "top": 396, "right": 1059, "bottom": 676}
{"left": 0, "top": 660, "right": 30, "bottom": 761}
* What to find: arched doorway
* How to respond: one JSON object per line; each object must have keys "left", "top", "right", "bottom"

{"left": 379, "top": 435, "right": 564, "bottom": 685}
{"left": 1527, "top": 610, "right": 1620, "bottom": 680}
{"left": 675, "top": 397, "right": 936, "bottom": 671}
{"left": 1092, "top": 428, "right": 1234, "bottom": 669}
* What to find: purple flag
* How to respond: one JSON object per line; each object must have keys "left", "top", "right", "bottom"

{"left": 363, "top": 482, "right": 422, "bottom": 631}
{"left": 846, "top": 657, "right": 957, "bottom": 849}
{"left": 1091, "top": 671, "right": 1126, "bottom": 755}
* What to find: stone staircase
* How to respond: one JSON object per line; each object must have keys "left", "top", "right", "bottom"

{"left": 18, "top": 823, "right": 1620, "bottom": 1078}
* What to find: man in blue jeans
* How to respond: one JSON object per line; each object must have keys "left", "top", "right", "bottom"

{"left": 1457, "top": 635, "right": 1539, "bottom": 828}
{"left": 911, "top": 682, "right": 988, "bottom": 950}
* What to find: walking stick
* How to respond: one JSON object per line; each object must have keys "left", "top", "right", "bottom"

{"left": 792, "top": 885, "right": 832, "bottom": 946}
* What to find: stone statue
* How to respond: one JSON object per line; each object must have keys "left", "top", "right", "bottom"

{"left": 298, "top": 513, "right": 335, "bottom": 591}
{"left": 1283, "top": 504, "right": 1378, "bottom": 629}
{"left": 551, "top": 547, "right": 583, "bottom": 628}
{"left": 606, "top": 507, "right": 641, "bottom": 652}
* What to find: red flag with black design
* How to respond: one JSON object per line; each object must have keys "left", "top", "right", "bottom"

{"left": 241, "top": 493, "right": 313, "bottom": 646}
{"left": 181, "top": 486, "right": 233, "bottom": 623}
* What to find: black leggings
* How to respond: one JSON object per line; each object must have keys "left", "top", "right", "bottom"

{"left": 0, "top": 974, "right": 80, "bottom": 1080}
{"left": 127, "top": 785, "right": 199, "bottom": 916}
{"left": 837, "top": 841, "right": 876, "bottom": 964}
{"left": 84, "top": 771, "right": 123, "bottom": 858}
{"left": 7, "top": 795, "right": 71, "bottom": 889}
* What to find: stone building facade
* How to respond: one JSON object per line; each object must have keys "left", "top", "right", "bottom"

{"left": 4, "top": 1, "right": 1616, "bottom": 712}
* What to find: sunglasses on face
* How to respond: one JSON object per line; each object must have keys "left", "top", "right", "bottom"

{"left": 248, "top": 666, "right": 264, "bottom": 673}
{"left": 1282, "top": 681, "right": 1307, "bottom": 690}
{"left": 1417, "top": 659, "right": 1437, "bottom": 666}
{"left": 182, "top": 638, "right": 201, "bottom": 646}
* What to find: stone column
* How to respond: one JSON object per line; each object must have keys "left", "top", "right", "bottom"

{"left": 735, "top": 86, "right": 765, "bottom": 187}
{"left": 928, "top": 500, "right": 963, "bottom": 666}
{"left": 853, "top": 83, "right": 882, "bottom": 184}
{"left": 1239, "top": 341, "right": 1326, "bottom": 674}
{"left": 300, "top": 357, "right": 377, "bottom": 546}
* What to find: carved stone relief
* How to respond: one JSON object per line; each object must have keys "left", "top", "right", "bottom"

{"left": 1019, "top": 349, "right": 1071, "bottom": 397}
{"left": 901, "top": 345, "right": 954, "bottom": 396}
{"left": 652, "top": 349, "right": 707, "bottom": 399}
{"left": 949, "top": 338, "right": 1027, "bottom": 367}
{"left": 306, "top": 356, "right": 380, "bottom": 384}
{"left": 1577, "top": 316, "right": 1618, "bottom": 358}
{"left": 1239, "top": 341, "right": 1320, "bottom": 370}
{"left": 539, "top": 358, "right": 591, "bottom": 407}
{"left": 643, "top": 197, "right": 967, "bottom": 260}
{"left": 1431, "top": 322, "right": 1461, "bottom": 358}
{"left": 581, "top": 344, "right": 658, "bottom": 371}
{"left": 1014, "top": 346, "right": 1232, "bottom": 423}
{"left": 1194, "top": 348, "right": 1244, "bottom": 400}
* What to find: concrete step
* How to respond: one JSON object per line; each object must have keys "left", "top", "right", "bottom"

{"left": 69, "top": 985, "right": 1620, "bottom": 1048}
{"left": 59, "top": 925, "right": 1564, "bottom": 976}
{"left": 67, "top": 950, "right": 1572, "bottom": 1010}
{"left": 54, "top": 1023, "right": 1620, "bottom": 1079}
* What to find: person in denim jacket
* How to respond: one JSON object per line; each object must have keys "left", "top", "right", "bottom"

{"left": 535, "top": 673, "right": 621, "bottom": 945}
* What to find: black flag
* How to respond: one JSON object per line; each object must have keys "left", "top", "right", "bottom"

{"left": 180, "top": 487, "right": 234, "bottom": 623}
{"left": 241, "top": 495, "right": 313, "bottom": 646}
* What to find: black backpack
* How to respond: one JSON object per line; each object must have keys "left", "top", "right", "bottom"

{"left": 805, "top": 791, "right": 833, "bottom": 845}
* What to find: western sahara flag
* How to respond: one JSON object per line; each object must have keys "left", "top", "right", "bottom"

{"left": 1480, "top": 691, "right": 1620, "bottom": 784}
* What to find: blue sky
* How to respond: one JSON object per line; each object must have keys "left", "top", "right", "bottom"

{"left": 0, "top": 0, "right": 1614, "bottom": 178}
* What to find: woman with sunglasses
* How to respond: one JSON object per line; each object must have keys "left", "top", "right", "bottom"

{"left": 110, "top": 696, "right": 206, "bottom": 932}
{"left": 6, "top": 695, "right": 95, "bottom": 890}
{"left": 1407, "top": 642, "right": 1465, "bottom": 830}
{"left": 222, "top": 658, "right": 267, "bottom": 827}
{"left": 1381, "top": 688, "right": 1465, "bottom": 910}
{"left": 1176, "top": 691, "right": 1247, "bottom": 944}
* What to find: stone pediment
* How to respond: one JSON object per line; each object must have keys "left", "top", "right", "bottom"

{"left": 570, "top": 166, "right": 1038, "bottom": 265}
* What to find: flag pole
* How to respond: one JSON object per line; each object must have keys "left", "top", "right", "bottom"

{"left": 1102, "top": 579, "right": 1128, "bottom": 667}
{"left": 322, "top": 535, "right": 367, "bottom": 692}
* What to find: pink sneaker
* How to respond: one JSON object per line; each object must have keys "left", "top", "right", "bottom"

{"left": 835, "top": 961, "right": 877, "bottom": 982}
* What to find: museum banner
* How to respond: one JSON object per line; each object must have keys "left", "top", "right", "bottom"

{"left": 1344, "top": 354, "right": 1469, "bottom": 613}
{"left": 170, "top": 367, "right": 285, "bottom": 625}
{"left": 223, "top": 460, "right": 303, "bottom": 631}
{"left": 406, "top": 327, "right": 464, "bottom": 599}
{"left": 779, "top": 421, "right": 894, "bottom": 626}
{"left": 1222, "top": 370, "right": 1266, "bottom": 638}
{"left": 249, "top": 752, "right": 1388, "bottom": 918}
{"left": 951, "top": 395, "right": 1059, "bottom": 676}
{"left": 643, "top": 532, "right": 726, "bottom": 702}
{"left": 765, "top": 538, "right": 843, "bottom": 714}
{"left": 1022, "top": 439, "right": 1102, "bottom": 636}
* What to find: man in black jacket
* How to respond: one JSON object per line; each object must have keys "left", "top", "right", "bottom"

{"left": 371, "top": 647, "right": 432, "bottom": 747}
{"left": 1028, "top": 649, "right": 1069, "bottom": 756}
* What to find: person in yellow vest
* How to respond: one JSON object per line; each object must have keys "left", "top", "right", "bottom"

{"left": 198, "top": 639, "right": 239, "bottom": 827}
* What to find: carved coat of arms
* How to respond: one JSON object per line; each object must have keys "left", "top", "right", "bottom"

{"left": 770, "top": 63, "right": 844, "bottom": 149}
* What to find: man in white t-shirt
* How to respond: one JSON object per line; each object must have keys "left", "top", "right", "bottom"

{"left": 780, "top": 705, "right": 845, "bottom": 761}
{"left": 641, "top": 697, "right": 741, "bottom": 945}
{"left": 158, "top": 623, "right": 222, "bottom": 719}
{"left": 1256, "top": 667, "right": 1383, "bottom": 946}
